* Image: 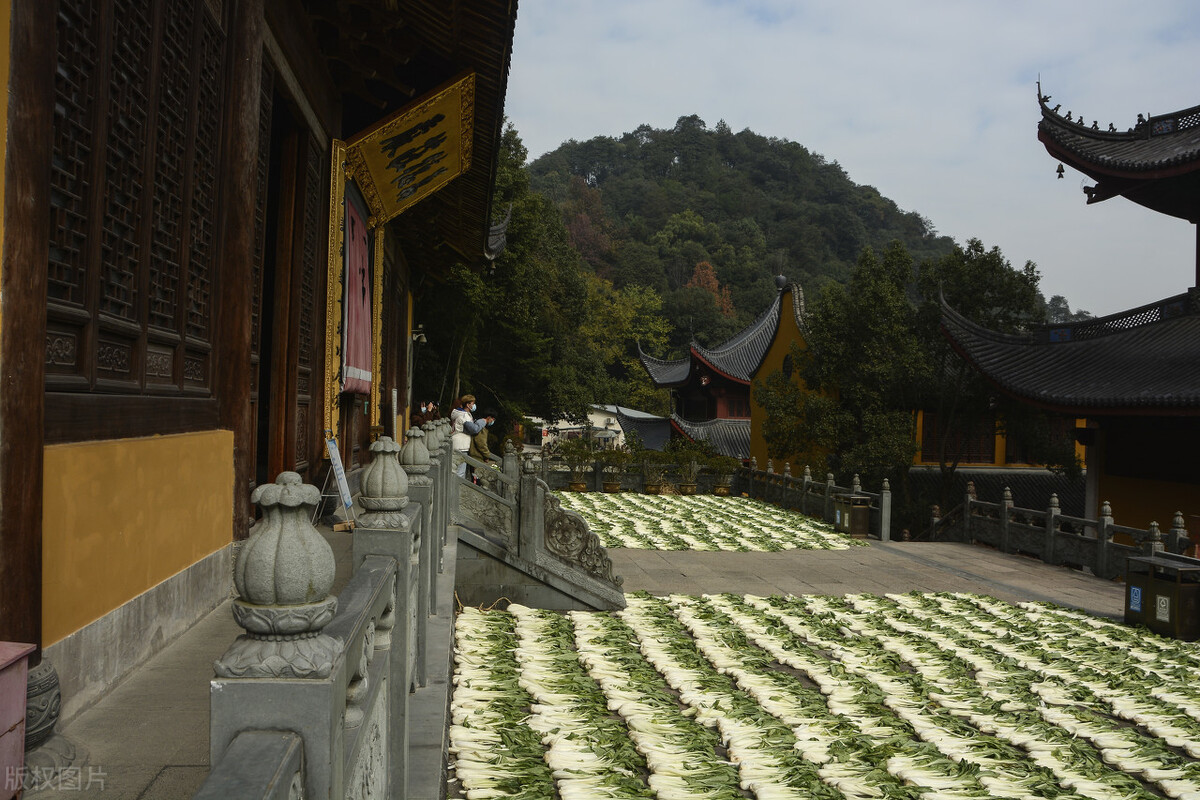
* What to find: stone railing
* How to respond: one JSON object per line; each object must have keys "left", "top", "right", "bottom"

{"left": 455, "top": 445, "right": 624, "bottom": 610}
{"left": 951, "top": 482, "right": 1192, "bottom": 580}
{"left": 196, "top": 422, "right": 454, "bottom": 800}
{"left": 740, "top": 461, "right": 892, "bottom": 541}
{"left": 537, "top": 456, "right": 733, "bottom": 495}
{"left": 455, "top": 445, "right": 520, "bottom": 545}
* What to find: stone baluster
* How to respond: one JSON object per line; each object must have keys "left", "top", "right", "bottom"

{"left": 399, "top": 427, "right": 436, "bottom": 619}
{"left": 437, "top": 418, "right": 454, "bottom": 552}
{"left": 879, "top": 478, "right": 891, "bottom": 541}
{"left": 422, "top": 420, "right": 447, "bottom": 567}
{"left": 1096, "top": 500, "right": 1114, "bottom": 578}
{"left": 801, "top": 465, "right": 812, "bottom": 515}
{"left": 1168, "top": 511, "right": 1189, "bottom": 555}
{"left": 962, "top": 480, "right": 977, "bottom": 542}
{"left": 354, "top": 435, "right": 423, "bottom": 690}
{"left": 215, "top": 472, "right": 340, "bottom": 680}
{"left": 502, "top": 441, "right": 519, "bottom": 501}
{"left": 1000, "top": 487, "right": 1013, "bottom": 554}
{"left": 1044, "top": 493, "right": 1060, "bottom": 566}
{"left": 824, "top": 472, "right": 835, "bottom": 524}
{"left": 852, "top": 474, "right": 862, "bottom": 494}
{"left": 1144, "top": 521, "right": 1165, "bottom": 556}
{"left": 358, "top": 436, "right": 410, "bottom": 527}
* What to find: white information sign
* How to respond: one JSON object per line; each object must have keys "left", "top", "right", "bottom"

{"left": 325, "top": 438, "right": 354, "bottom": 510}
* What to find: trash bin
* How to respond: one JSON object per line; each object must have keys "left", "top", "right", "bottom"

{"left": 833, "top": 493, "right": 871, "bottom": 538}
{"left": 1125, "top": 554, "right": 1200, "bottom": 640}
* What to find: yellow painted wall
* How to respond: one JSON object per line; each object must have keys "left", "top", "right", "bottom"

{"left": 41, "top": 430, "right": 234, "bottom": 645}
{"left": 749, "top": 286, "right": 814, "bottom": 469}
{"left": 1097, "top": 472, "right": 1199, "bottom": 534}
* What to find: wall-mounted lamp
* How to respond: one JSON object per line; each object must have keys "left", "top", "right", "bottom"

{"left": 412, "top": 324, "right": 427, "bottom": 344}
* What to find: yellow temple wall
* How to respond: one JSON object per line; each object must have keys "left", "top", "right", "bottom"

{"left": 1097, "top": 472, "right": 1199, "bottom": 536}
{"left": 41, "top": 430, "right": 234, "bottom": 645}
{"left": 749, "top": 286, "right": 816, "bottom": 469}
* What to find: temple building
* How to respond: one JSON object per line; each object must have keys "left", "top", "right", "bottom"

{"left": 639, "top": 276, "right": 805, "bottom": 461}
{"left": 0, "top": 0, "right": 517, "bottom": 755}
{"left": 942, "top": 91, "right": 1200, "bottom": 535}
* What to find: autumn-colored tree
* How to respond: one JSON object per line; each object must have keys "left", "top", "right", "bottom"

{"left": 562, "top": 175, "right": 615, "bottom": 275}
{"left": 685, "top": 261, "right": 735, "bottom": 317}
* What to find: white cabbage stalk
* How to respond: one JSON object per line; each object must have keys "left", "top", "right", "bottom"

{"left": 449, "top": 589, "right": 1200, "bottom": 800}
{"left": 555, "top": 490, "right": 863, "bottom": 552}
{"left": 570, "top": 610, "right": 743, "bottom": 799}
{"left": 845, "top": 592, "right": 1196, "bottom": 800}
{"left": 619, "top": 596, "right": 819, "bottom": 798}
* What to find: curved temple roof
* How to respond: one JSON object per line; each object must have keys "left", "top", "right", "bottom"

{"left": 941, "top": 290, "right": 1200, "bottom": 415}
{"left": 1037, "top": 89, "right": 1200, "bottom": 221}
{"left": 671, "top": 415, "right": 751, "bottom": 459}
{"left": 639, "top": 283, "right": 805, "bottom": 387}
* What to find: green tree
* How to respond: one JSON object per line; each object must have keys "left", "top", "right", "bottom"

{"left": 756, "top": 242, "right": 924, "bottom": 488}
{"left": 915, "top": 239, "right": 1081, "bottom": 506}
{"left": 413, "top": 123, "right": 607, "bottom": 424}
{"left": 577, "top": 274, "right": 672, "bottom": 415}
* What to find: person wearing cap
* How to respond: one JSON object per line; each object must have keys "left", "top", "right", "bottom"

{"left": 450, "top": 394, "right": 486, "bottom": 478}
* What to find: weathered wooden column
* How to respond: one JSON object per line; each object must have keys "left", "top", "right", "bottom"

{"left": 5, "top": 0, "right": 83, "bottom": 778}
{"left": 215, "top": 0, "right": 264, "bottom": 543}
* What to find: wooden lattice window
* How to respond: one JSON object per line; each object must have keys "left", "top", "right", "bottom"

{"left": 920, "top": 412, "right": 996, "bottom": 465}
{"left": 47, "top": 0, "right": 227, "bottom": 439}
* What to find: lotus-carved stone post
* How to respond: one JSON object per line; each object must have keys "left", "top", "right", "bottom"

{"left": 358, "top": 436, "right": 409, "bottom": 528}
{"left": 215, "top": 472, "right": 341, "bottom": 679}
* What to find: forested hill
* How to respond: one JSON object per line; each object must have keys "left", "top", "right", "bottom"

{"left": 528, "top": 115, "right": 958, "bottom": 350}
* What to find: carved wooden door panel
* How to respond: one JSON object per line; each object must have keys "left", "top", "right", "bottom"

{"left": 251, "top": 79, "right": 327, "bottom": 497}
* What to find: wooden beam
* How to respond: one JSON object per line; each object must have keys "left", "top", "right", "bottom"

{"left": 215, "top": 0, "right": 265, "bottom": 541}
{"left": 0, "top": 0, "right": 55, "bottom": 654}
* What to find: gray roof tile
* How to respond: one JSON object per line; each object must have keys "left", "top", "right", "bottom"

{"left": 671, "top": 415, "right": 751, "bottom": 459}
{"left": 1039, "top": 101, "right": 1200, "bottom": 174}
{"left": 941, "top": 291, "right": 1200, "bottom": 413}
{"left": 639, "top": 283, "right": 806, "bottom": 388}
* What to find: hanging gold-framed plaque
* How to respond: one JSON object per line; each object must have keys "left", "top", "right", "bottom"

{"left": 343, "top": 72, "right": 475, "bottom": 225}
{"left": 323, "top": 71, "right": 476, "bottom": 447}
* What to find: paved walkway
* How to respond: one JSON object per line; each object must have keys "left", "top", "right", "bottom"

{"left": 34, "top": 536, "right": 1125, "bottom": 798}
{"left": 611, "top": 540, "right": 1126, "bottom": 618}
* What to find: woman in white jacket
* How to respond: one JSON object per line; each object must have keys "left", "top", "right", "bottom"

{"left": 450, "top": 394, "right": 486, "bottom": 478}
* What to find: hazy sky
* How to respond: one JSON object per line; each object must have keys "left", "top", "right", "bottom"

{"left": 505, "top": 0, "right": 1200, "bottom": 316}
